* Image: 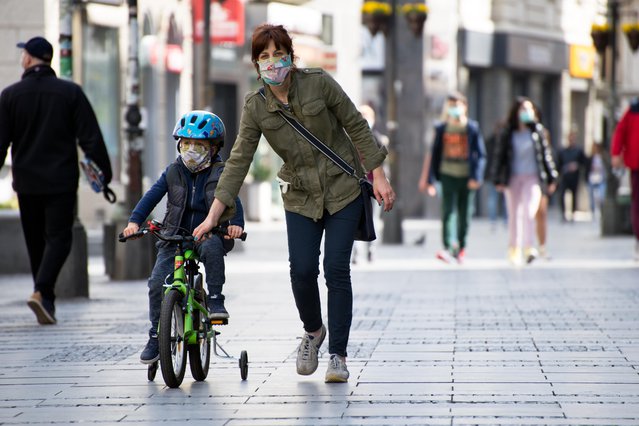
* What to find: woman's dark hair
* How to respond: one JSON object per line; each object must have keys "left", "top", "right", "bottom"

{"left": 506, "top": 96, "right": 542, "bottom": 131}
{"left": 250, "top": 24, "right": 296, "bottom": 78}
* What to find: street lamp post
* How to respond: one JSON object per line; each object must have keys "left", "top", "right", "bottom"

{"left": 597, "top": 0, "right": 635, "bottom": 235}
{"left": 382, "top": 0, "right": 403, "bottom": 244}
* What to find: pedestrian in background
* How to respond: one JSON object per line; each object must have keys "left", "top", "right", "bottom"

{"left": 557, "top": 125, "right": 586, "bottom": 222}
{"left": 585, "top": 142, "right": 606, "bottom": 222}
{"left": 484, "top": 120, "right": 508, "bottom": 231}
{"left": 0, "top": 36, "right": 112, "bottom": 325}
{"left": 490, "top": 97, "right": 557, "bottom": 265}
{"left": 611, "top": 97, "right": 639, "bottom": 261}
{"left": 423, "top": 91, "right": 486, "bottom": 264}
{"left": 193, "top": 24, "right": 395, "bottom": 383}
{"left": 535, "top": 126, "right": 555, "bottom": 260}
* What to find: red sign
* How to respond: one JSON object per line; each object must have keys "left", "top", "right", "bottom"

{"left": 192, "top": 0, "right": 245, "bottom": 46}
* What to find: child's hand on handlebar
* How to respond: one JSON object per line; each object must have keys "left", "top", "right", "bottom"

{"left": 225, "top": 225, "right": 244, "bottom": 240}
{"left": 122, "top": 222, "right": 140, "bottom": 238}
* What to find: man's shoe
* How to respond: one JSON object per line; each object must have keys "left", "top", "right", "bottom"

{"left": 140, "top": 336, "right": 159, "bottom": 364}
{"left": 325, "top": 354, "right": 349, "bottom": 383}
{"left": 455, "top": 248, "right": 466, "bottom": 264}
{"left": 27, "top": 291, "right": 56, "bottom": 325}
{"left": 296, "top": 324, "right": 326, "bottom": 375}
{"left": 436, "top": 250, "right": 453, "bottom": 264}
{"left": 207, "top": 294, "right": 229, "bottom": 320}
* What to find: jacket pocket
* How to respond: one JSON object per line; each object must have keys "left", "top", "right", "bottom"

{"left": 301, "top": 99, "right": 326, "bottom": 116}
{"left": 262, "top": 116, "right": 286, "bottom": 130}
{"left": 277, "top": 163, "right": 308, "bottom": 207}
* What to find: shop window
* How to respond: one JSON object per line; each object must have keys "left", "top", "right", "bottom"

{"left": 82, "top": 24, "right": 121, "bottom": 180}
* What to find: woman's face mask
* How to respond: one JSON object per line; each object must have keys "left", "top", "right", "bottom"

{"left": 257, "top": 55, "right": 292, "bottom": 86}
{"left": 518, "top": 108, "right": 536, "bottom": 124}
{"left": 179, "top": 139, "right": 212, "bottom": 173}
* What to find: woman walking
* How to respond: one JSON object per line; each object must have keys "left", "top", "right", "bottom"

{"left": 193, "top": 24, "right": 395, "bottom": 382}
{"left": 490, "top": 97, "right": 557, "bottom": 265}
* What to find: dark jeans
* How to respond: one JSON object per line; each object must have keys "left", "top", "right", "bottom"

{"left": 17, "top": 192, "right": 76, "bottom": 302}
{"left": 559, "top": 174, "right": 579, "bottom": 217}
{"left": 147, "top": 235, "right": 227, "bottom": 337}
{"left": 440, "top": 174, "right": 476, "bottom": 250}
{"left": 285, "top": 197, "right": 362, "bottom": 357}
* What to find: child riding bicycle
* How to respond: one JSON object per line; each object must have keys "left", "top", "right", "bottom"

{"left": 120, "top": 110, "right": 245, "bottom": 364}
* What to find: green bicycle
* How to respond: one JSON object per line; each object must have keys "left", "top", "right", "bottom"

{"left": 119, "top": 220, "right": 249, "bottom": 387}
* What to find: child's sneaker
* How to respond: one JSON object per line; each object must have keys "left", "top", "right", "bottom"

{"left": 27, "top": 291, "right": 56, "bottom": 325}
{"left": 207, "top": 294, "right": 229, "bottom": 319}
{"left": 325, "top": 354, "right": 349, "bottom": 383}
{"left": 140, "top": 336, "right": 159, "bottom": 364}
{"left": 296, "top": 325, "right": 326, "bottom": 375}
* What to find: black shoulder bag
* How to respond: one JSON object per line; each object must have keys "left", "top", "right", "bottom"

{"left": 258, "top": 88, "right": 376, "bottom": 241}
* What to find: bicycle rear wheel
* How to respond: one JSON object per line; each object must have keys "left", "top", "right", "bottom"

{"left": 159, "top": 289, "right": 187, "bottom": 388}
{"left": 188, "top": 308, "right": 211, "bottom": 381}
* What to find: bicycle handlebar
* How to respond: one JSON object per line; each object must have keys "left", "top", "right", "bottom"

{"left": 118, "top": 221, "right": 247, "bottom": 243}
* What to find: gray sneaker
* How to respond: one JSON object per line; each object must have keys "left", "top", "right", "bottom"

{"left": 325, "top": 354, "right": 349, "bottom": 383}
{"left": 296, "top": 325, "right": 326, "bottom": 375}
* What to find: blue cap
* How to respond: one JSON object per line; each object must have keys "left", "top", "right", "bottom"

{"left": 17, "top": 36, "right": 53, "bottom": 62}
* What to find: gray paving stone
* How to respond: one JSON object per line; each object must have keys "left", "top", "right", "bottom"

{"left": 0, "top": 218, "right": 638, "bottom": 424}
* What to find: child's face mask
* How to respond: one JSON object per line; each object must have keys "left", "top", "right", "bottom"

{"left": 180, "top": 139, "right": 212, "bottom": 173}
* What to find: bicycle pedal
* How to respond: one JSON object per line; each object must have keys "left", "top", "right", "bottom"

{"left": 209, "top": 318, "right": 229, "bottom": 326}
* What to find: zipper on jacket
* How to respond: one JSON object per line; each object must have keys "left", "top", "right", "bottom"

{"left": 188, "top": 174, "right": 197, "bottom": 232}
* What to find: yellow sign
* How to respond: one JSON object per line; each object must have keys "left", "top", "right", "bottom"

{"left": 569, "top": 45, "right": 595, "bottom": 79}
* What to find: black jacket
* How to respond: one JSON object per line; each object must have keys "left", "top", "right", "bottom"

{"left": 0, "top": 65, "right": 112, "bottom": 194}
{"left": 489, "top": 122, "right": 558, "bottom": 195}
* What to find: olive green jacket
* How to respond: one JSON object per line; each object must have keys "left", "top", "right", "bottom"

{"left": 215, "top": 68, "right": 388, "bottom": 221}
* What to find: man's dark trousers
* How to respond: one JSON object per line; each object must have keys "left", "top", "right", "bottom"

{"left": 17, "top": 192, "right": 76, "bottom": 302}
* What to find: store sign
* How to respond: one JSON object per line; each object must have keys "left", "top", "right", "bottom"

{"left": 569, "top": 45, "right": 595, "bottom": 79}
{"left": 192, "top": 0, "right": 245, "bottom": 46}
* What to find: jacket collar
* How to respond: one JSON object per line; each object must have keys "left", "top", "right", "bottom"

{"left": 22, "top": 65, "right": 56, "bottom": 80}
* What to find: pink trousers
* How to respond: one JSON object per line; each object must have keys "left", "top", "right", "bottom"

{"left": 504, "top": 175, "right": 542, "bottom": 249}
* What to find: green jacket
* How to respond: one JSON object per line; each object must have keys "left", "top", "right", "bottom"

{"left": 215, "top": 68, "right": 388, "bottom": 221}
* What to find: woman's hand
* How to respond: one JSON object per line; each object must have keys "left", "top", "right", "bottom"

{"left": 225, "top": 225, "right": 244, "bottom": 239}
{"left": 121, "top": 222, "right": 140, "bottom": 238}
{"left": 372, "top": 167, "right": 395, "bottom": 212}
{"left": 193, "top": 198, "right": 227, "bottom": 241}
{"left": 426, "top": 184, "right": 437, "bottom": 197}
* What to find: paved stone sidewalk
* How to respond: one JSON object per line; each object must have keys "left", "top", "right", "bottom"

{"left": 0, "top": 217, "right": 638, "bottom": 425}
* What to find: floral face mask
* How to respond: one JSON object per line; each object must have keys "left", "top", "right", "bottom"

{"left": 179, "top": 139, "right": 212, "bottom": 173}
{"left": 257, "top": 55, "right": 292, "bottom": 86}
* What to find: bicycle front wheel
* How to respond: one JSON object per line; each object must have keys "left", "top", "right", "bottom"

{"left": 159, "top": 289, "right": 187, "bottom": 388}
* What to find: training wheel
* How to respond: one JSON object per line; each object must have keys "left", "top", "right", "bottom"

{"left": 148, "top": 361, "right": 158, "bottom": 381}
{"left": 239, "top": 350, "right": 248, "bottom": 380}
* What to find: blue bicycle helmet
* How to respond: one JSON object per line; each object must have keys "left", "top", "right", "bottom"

{"left": 173, "top": 110, "right": 225, "bottom": 147}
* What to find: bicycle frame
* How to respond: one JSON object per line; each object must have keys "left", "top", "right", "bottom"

{"left": 165, "top": 242, "right": 210, "bottom": 346}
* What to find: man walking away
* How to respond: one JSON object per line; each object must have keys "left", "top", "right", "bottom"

{"left": 0, "top": 36, "right": 112, "bottom": 324}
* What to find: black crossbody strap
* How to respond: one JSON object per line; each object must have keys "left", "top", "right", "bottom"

{"left": 258, "top": 88, "right": 360, "bottom": 179}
